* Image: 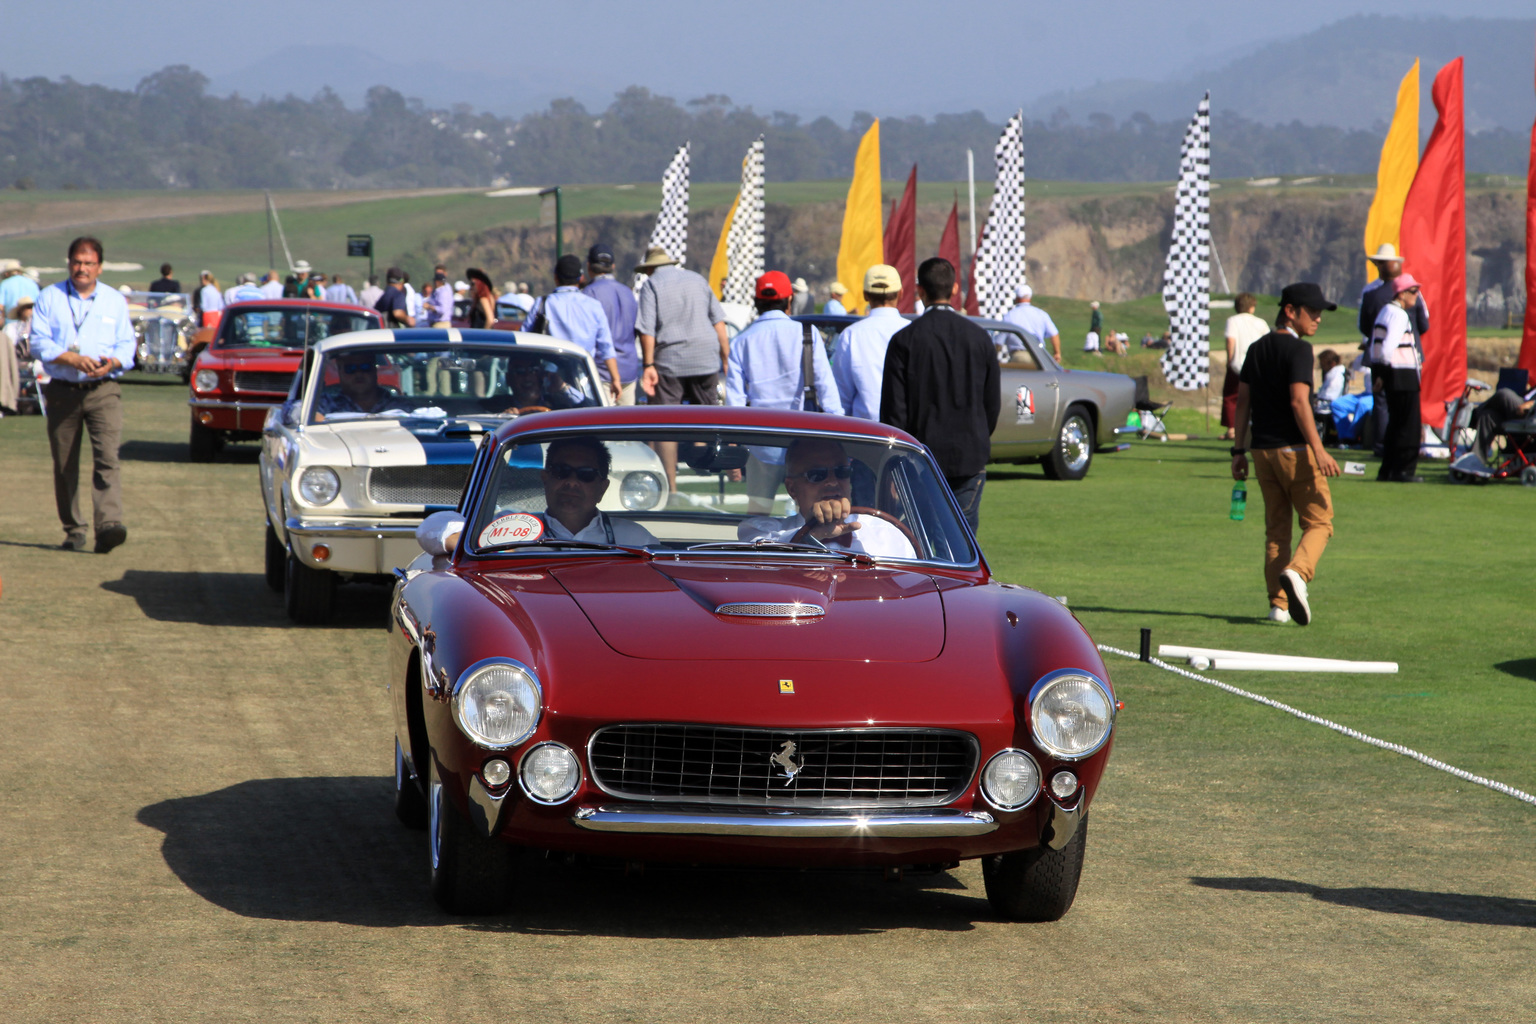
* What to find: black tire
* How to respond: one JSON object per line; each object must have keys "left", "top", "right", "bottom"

{"left": 982, "top": 814, "right": 1089, "bottom": 922}
{"left": 1521, "top": 466, "right": 1536, "bottom": 488}
{"left": 284, "top": 549, "right": 337, "bottom": 624}
{"left": 394, "top": 737, "right": 428, "bottom": 829}
{"left": 1042, "top": 404, "right": 1094, "bottom": 481}
{"left": 188, "top": 417, "right": 222, "bottom": 463}
{"left": 428, "top": 757, "right": 517, "bottom": 914}
{"left": 264, "top": 523, "right": 286, "bottom": 593}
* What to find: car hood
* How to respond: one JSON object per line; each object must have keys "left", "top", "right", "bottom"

{"left": 318, "top": 418, "right": 494, "bottom": 468}
{"left": 548, "top": 560, "right": 946, "bottom": 662}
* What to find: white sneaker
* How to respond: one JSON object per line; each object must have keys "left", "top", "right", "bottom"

{"left": 1267, "top": 606, "right": 1291, "bottom": 624}
{"left": 1280, "top": 569, "right": 1311, "bottom": 626}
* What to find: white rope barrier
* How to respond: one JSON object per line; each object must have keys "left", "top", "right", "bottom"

{"left": 1097, "top": 643, "right": 1536, "bottom": 808}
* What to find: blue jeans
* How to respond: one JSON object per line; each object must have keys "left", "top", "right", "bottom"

{"left": 946, "top": 471, "right": 985, "bottom": 532}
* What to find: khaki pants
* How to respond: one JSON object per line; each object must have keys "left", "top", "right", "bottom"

{"left": 614, "top": 380, "right": 637, "bottom": 406}
{"left": 1253, "top": 446, "right": 1333, "bottom": 610}
{"left": 44, "top": 379, "right": 124, "bottom": 538}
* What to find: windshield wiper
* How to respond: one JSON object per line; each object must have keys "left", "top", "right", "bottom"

{"left": 478, "top": 539, "right": 651, "bottom": 558}
{"left": 683, "top": 539, "right": 873, "bottom": 565}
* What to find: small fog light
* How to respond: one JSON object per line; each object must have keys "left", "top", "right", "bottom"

{"left": 1050, "top": 771, "right": 1079, "bottom": 800}
{"left": 482, "top": 758, "right": 511, "bottom": 788}
{"left": 311, "top": 543, "right": 331, "bottom": 561}
{"left": 198, "top": 411, "right": 214, "bottom": 425}
{"left": 519, "top": 742, "right": 580, "bottom": 805}
{"left": 981, "top": 749, "right": 1041, "bottom": 811}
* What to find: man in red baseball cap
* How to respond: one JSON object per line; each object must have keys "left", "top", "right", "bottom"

{"left": 725, "top": 270, "right": 844, "bottom": 511}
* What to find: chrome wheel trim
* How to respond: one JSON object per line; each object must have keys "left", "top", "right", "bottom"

{"left": 1060, "top": 417, "right": 1091, "bottom": 473}
{"left": 428, "top": 774, "right": 443, "bottom": 871}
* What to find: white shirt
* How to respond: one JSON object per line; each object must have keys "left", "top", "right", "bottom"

{"left": 198, "top": 284, "right": 224, "bottom": 312}
{"left": 1083, "top": 330, "right": 1100, "bottom": 352}
{"left": 1317, "top": 365, "right": 1346, "bottom": 406}
{"left": 737, "top": 511, "right": 916, "bottom": 560}
{"left": 1224, "top": 312, "right": 1268, "bottom": 375}
{"left": 832, "top": 306, "right": 907, "bottom": 420}
{"left": 1370, "top": 303, "right": 1420, "bottom": 372}
{"left": 260, "top": 279, "right": 284, "bottom": 299}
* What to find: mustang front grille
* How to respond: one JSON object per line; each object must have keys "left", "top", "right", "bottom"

{"left": 588, "top": 725, "right": 978, "bottom": 809}
{"left": 233, "top": 370, "right": 296, "bottom": 394}
{"left": 367, "top": 464, "right": 471, "bottom": 506}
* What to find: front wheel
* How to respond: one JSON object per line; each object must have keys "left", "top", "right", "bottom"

{"left": 394, "top": 737, "right": 427, "bottom": 829}
{"left": 189, "top": 417, "right": 222, "bottom": 463}
{"left": 264, "top": 523, "right": 285, "bottom": 592}
{"left": 1042, "top": 404, "right": 1094, "bottom": 481}
{"left": 284, "top": 550, "right": 337, "bottom": 624}
{"left": 982, "top": 814, "right": 1089, "bottom": 921}
{"left": 428, "top": 757, "right": 517, "bottom": 914}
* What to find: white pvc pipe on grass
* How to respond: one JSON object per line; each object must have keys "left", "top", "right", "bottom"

{"left": 1160, "top": 644, "right": 1398, "bottom": 674}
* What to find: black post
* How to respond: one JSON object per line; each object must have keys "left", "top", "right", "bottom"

{"left": 1139, "top": 628, "right": 1152, "bottom": 663}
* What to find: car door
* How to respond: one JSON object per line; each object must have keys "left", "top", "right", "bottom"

{"left": 991, "top": 327, "right": 1061, "bottom": 459}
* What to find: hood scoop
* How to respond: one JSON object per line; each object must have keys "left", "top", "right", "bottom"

{"left": 714, "top": 601, "right": 826, "bottom": 619}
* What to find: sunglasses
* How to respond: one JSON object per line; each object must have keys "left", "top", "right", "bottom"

{"left": 548, "top": 463, "right": 601, "bottom": 483}
{"left": 341, "top": 362, "right": 376, "bottom": 374}
{"left": 791, "top": 465, "right": 853, "bottom": 484}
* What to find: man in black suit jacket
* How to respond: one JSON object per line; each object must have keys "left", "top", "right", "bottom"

{"left": 880, "top": 257, "right": 1000, "bottom": 531}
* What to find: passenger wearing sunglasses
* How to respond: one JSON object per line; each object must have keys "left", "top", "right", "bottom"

{"left": 417, "top": 437, "right": 657, "bottom": 554}
{"left": 315, "top": 353, "right": 407, "bottom": 417}
{"left": 737, "top": 438, "right": 915, "bottom": 559}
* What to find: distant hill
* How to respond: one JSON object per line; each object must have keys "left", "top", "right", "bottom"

{"left": 1028, "top": 16, "right": 1536, "bottom": 134}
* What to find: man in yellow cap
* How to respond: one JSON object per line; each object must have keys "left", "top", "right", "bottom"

{"left": 832, "top": 264, "right": 906, "bottom": 420}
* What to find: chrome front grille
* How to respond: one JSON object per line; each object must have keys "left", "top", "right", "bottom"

{"left": 367, "top": 464, "right": 471, "bottom": 506}
{"left": 233, "top": 370, "right": 296, "bottom": 394}
{"left": 588, "top": 725, "right": 978, "bottom": 808}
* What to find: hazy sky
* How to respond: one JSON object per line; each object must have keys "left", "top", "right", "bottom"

{"left": 14, "top": 0, "right": 1536, "bottom": 119}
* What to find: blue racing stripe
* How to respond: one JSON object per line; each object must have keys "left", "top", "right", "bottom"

{"left": 420, "top": 438, "right": 482, "bottom": 465}
{"left": 389, "top": 328, "right": 452, "bottom": 343}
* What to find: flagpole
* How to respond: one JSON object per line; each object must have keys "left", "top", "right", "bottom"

{"left": 966, "top": 149, "right": 977, "bottom": 260}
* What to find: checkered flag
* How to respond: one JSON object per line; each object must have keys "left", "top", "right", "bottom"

{"left": 634, "top": 143, "right": 690, "bottom": 293}
{"left": 722, "top": 136, "right": 766, "bottom": 306}
{"left": 1160, "top": 93, "right": 1211, "bottom": 391}
{"left": 973, "top": 111, "right": 1026, "bottom": 320}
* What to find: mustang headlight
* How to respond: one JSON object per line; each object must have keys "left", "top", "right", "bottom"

{"left": 297, "top": 466, "right": 341, "bottom": 505}
{"left": 194, "top": 369, "right": 219, "bottom": 392}
{"left": 981, "top": 749, "right": 1041, "bottom": 810}
{"left": 619, "top": 471, "right": 664, "bottom": 510}
{"left": 453, "top": 659, "right": 542, "bottom": 749}
{"left": 1030, "top": 670, "right": 1115, "bottom": 760}
{"left": 519, "top": 742, "right": 581, "bottom": 804}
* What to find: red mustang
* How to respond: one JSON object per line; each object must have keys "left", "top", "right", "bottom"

{"left": 388, "top": 406, "right": 1118, "bottom": 920}
{"left": 186, "top": 300, "right": 381, "bottom": 461}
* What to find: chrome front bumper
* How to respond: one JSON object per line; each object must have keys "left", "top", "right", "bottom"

{"left": 190, "top": 397, "right": 284, "bottom": 413}
{"left": 570, "top": 806, "right": 998, "bottom": 838}
{"left": 284, "top": 515, "right": 424, "bottom": 575}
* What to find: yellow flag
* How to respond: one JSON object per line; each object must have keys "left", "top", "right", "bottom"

{"left": 708, "top": 193, "right": 739, "bottom": 300}
{"left": 837, "top": 120, "right": 884, "bottom": 315}
{"left": 1364, "top": 60, "right": 1419, "bottom": 283}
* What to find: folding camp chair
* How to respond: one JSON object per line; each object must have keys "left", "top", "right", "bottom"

{"left": 1131, "top": 375, "right": 1173, "bottom": 440}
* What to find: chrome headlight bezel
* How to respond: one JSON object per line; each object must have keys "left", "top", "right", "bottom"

{"left": 518, "top": 741, "right": 582, "bottom": 805}
{"left": 980, "top": 748, "right": 1042, "bottom": 811}
{"left": 452, "top": 657, "right": 543, "bottom": 751}
{"left": 194, "top": 368, "right": 220, "bottom": 393}
{"left": 619, "top": 470, "right": 664, "bottom": 510}
{"left": 1028, "top": 669, "right": 1116, "bottom": 761}
{"left": 297, "top": 465, "right": 341, "bottom": 505}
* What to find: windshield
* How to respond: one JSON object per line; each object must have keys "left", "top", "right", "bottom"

{"left": 466, "top": 428, "right": 976, "bottom": 566}
{"left": 219, "top": 306, "right": 378, "bottom": 350}
{"left": 306, "top": 344, "right": 602, "bottom": 424}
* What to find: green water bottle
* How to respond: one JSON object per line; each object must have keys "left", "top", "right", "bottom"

{"left": 1230, "top": 484, "right": 1247, "bottom": 521}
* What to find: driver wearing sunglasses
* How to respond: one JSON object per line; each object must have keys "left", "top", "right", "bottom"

{"left": 737, "top": 437, "right": 915, "bottom": 558}
{"left": 417, "top": 437, "right": 657, "bottom": 553}
{"left": 315, "top": 352, "right": 407, "bottom": 417}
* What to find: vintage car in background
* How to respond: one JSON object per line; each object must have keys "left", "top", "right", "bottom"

{"left": 261, "top": 328, "right": 667, "bottom": 624}
{"left": 124, "top": 291, "right": 198, "bottom": 377}
{"left": 794, "top": 313, "right": 1137, "bottom": 481}
{"left": 187, "top": 300, "right": 382, "bottom": 462}
{"left": 388, "top": 406, "right": 1118, "bottom": 920}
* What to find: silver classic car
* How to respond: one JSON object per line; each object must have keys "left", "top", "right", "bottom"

{"left": 260, "top": 328, "right": 668, "bottom": 624}
{"left": 795, "top": 313, "right": 1136, "bottom": 481}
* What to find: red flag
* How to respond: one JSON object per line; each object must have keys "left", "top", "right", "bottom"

{"left": 938, "top": 196, "right": 961, "bottom": 274}
{"left": 1401, "top": 58, "right": 1466, "bottom": 430}
{"left": 1520, "top": 35, "right": 1536, "bottom": 382}
{"left": 883, "top": 165, "right": 918, "bottom": 313}
{"left": 964, "top": 221, "right": 984, "bottom": 316}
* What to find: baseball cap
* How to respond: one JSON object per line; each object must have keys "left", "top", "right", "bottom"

{"left": 555, "top": 254, "right": 583, "bottom": 281}
{"left": 1278, "top": 282, "right": 1337, "bottom": 312}
{"left": 829, "top": 281, "right": 847, "bottom": 296}
{"left": 385, "top": 267, "right": 405, "bottom": 283}
{"left": 755, "top": 270, "right": 793, "bottom": 300}
{"left": 1014, "top": 283, "right": 1033, "bottom": 300}
{"left": 863, "top": 264, "right": 901, "bottom": 296}
{"left": 587, "top": 244, "right": 615, "bottom": 265}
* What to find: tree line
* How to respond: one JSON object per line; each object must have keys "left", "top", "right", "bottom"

{"left": 0, "top": 67, "right": 1526, "bottom": 191}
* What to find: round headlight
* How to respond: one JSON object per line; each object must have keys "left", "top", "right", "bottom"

{"left": 453, "top": 659, "right": 542, "bottom": 749}
{"left": 297, "top": 466, "right": 340, "bottom": 505}
{"left": 1030, "top": 671, "right": 1115, "bottom": 760}
{"left": 519, "top": 742, "right": 581, "bottom": 804}
{"left": 194, "top": 369, "right": 219, "bottom": 392}
{"left": 981, "top": 749, "right": 1041, "bottom": 810}
{"left": 620, "top": 471, "right": 664, "bottom": 511}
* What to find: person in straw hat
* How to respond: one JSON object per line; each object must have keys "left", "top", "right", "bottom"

{"left": 1357, "top": 242, "right": 1428, "bottom": 458}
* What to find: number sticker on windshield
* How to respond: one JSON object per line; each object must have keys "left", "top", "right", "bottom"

{"left": 478, "top": 513, "right": 544, "bottom": 547}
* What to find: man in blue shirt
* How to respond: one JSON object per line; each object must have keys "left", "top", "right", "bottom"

{"left": 832, "top": 264, "right": 907, "bottom": 420}
{"left": 30, "top": 237, "right": 137, "bottom": 552}
{"left": 527, "top": 255, "right": 620, "bottom": 402}
{"left": 323, "top": 273, "right": 359, "bottom": 307}
{"left": 1001, "top": 284, "right": 1061, "bottom": 364}
{"left": 727, "top": 270, "right": 842, "bottom": 511}
{"left": 374, "top": 268, "right": 414, "bottom": 327}
{"left": 581, "top": 244, "right": 640, "bottom": 405}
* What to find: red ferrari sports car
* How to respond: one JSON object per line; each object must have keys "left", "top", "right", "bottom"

{"left": 388, "top": 405, "right": 1118, "bottom": 920}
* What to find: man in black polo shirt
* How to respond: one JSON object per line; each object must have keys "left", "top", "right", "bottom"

{"left": 374, "top": 267, "right": 415, "bottom": 328}
{"left": 1231, "top": 283, "right": 1341, "bottom": 625}
{"left": 880, "top": 257, "right": 1000, "bottom": 530}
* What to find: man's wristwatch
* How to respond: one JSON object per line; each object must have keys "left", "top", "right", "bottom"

{"left": 1230, "top": 447, "right": 1247, "bottom": 456}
